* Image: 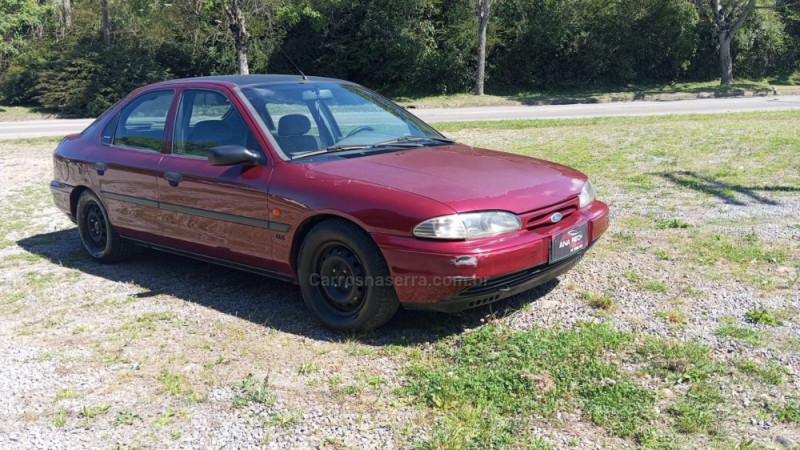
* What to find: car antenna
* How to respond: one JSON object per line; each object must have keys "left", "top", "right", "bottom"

{"left": 278, "top": 46, "right": 307, "bottom": 81}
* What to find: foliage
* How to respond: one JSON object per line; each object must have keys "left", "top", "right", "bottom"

{"left": 2, "top": 0, "right": 800, "bottom": 114}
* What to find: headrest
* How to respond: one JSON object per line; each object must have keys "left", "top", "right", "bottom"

{"left": 278, "top": 114, "right": 311, "bottom": 136}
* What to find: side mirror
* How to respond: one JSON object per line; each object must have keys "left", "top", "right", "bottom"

{"left": 208, "top": 145, "right": 261, "bottom": 166}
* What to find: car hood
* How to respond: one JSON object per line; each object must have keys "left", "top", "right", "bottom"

{"left": 307, "top": 144, "right": 586, "bottom": 214}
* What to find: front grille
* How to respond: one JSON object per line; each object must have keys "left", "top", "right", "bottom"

{"left": 520, "top": 197, "right": 579, "bottom": 231}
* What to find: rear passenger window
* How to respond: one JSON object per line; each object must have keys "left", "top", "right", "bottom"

{"left": 114, "top": 90, "right": 174, "bottom": 152}
{"left": 173, "top": 89, "right": 261, "bottom": 158}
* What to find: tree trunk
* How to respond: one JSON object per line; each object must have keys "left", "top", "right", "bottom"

{"left": 475, "top": 0, "right": 491, "bottom": 96}
{"left": 101, "top": 0, "right": 110, "bottom": 47}
{"left": 63, "top": 0, "right": 72, "bottom": 29}
{"left": 224, "top": 0, "right": 250, "bottom": 75}
{"left": 718, "top": 32, "right": 733, "bottom": 85}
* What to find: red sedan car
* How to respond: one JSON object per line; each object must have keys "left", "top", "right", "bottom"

{"left": 50, "top": 75, "right": 609, "bottom": 330}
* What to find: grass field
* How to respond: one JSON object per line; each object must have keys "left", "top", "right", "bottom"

{"left": 396, "top": 78, "right": 800, "bottom": 109}
{"left": 0, "top": 111, "right": 798, "bottom": 448}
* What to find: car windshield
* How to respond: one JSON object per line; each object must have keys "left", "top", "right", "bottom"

{"left": 238, "top": 82, "right": 451, "bottom": 161}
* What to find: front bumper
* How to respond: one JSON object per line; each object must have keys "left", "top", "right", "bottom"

{"left": 373, "top": 200, "right": 609, "bottom": 308}
{"left": 404, "top": 249, "right": 586, "bottom": 313}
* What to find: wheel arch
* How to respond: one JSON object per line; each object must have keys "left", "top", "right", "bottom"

{"left": 290, "top": 213, "right": 377, "bottom": 273}
{"left": 69, "top": 185, "right": 94, "bottom": 218}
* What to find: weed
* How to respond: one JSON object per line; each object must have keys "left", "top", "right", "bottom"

{"left": 158, "top": 371, "right": 195, "bottom": 399}
{"left": 114, "top": 410, "right": 140, "bottom": 426}
{"left": 404, "top": 323, "right": 652, "bottom": 445}
{"left": 53, "top": 408, "right": 67, "bottom": 427}
{"left": 656, "top": 309, "right": 687, "bottom": 325}
{"left": 736, "top": 360, "right": 786, "bottom": 385}
{"left": 667, "top": 381, "right": 724, "bottom": 434}
{"left": 744, "top": 308, "right": 782, "bottom": 326}
{"left": 654, "top": 218, "right": 690, "bottom": 229}
{"left": 579, "top": 290, "right": 616, "bottom": 311}
{"left": 642, "top": 281, "right": 668, "bottom": 293}
{"left": 717, "top": 317, "right": 764, "bottom": 346}
{"left": 233, "top": 374, "right": 274, "bottom": 408}
{"left": 623, "top": 271, "right": 640, "bottom": 283}
{"left": 55, "top": 387, "right": 77, "bottom": 401}
{"left": 80, "top": 404, "right": 110, "bottom": 419}
{"left": 298, "top": 362, "right": 321, "bottom": 375}
{"left": 774, "top": 400, "right": 800, "bottom": 424}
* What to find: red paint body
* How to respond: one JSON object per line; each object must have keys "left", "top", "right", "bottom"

{"left": 51, "top": 76, "right": 609, "bottom": 308}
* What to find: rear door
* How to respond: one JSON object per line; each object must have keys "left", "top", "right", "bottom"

{"left": 92, "top": 89, "right": 175, "bottom": 239}
{"left": 155, "top": 87, "right": 280, "bottom": 270}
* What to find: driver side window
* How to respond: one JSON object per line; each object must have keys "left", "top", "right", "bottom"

{"left": 173, "top": 89, "right": 262, "bottom": 158}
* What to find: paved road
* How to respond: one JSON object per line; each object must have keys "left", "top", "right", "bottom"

{"left": 2, "top": 95, "right": 799, "bottom": 139}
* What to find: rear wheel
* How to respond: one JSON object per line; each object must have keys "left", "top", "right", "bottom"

{"left": 76, "top": 191, "right": 133, "bottom": 263}
{"left": 297, "top": 219, "right": 399, "bottom": 331}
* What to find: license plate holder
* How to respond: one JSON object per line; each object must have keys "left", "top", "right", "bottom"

{"left": 550, "top": 223, "right": 589, "bottom": 264}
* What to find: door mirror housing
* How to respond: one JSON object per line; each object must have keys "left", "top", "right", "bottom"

{"left": 208, "top": 145, "right": 262, "bottom": 166}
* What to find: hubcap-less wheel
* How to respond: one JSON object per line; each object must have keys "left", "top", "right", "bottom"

{"left": 84, "top": 202, "right": 108, "bottom": 253}
{"left": 76, "top": 190, "right": 133, "bottom": 263}
{"left": 314, "top": 243, "right": 367, "bottom": 315}
{"left": 298, "top": 219, "right": 400, "bottom": 330}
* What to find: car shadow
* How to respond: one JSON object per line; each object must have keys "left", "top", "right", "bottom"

{"left": 17, "top": 228, "right": 559, "bottom": 347}
{"left": 657, "top": 170, "right": 798, "bottom": 206}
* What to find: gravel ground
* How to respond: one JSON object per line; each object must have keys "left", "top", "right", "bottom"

{"left": 0, "top": 130, "right": 798, "bottom": 449}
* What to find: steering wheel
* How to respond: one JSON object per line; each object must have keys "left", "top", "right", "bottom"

{"left": 344, "top": 126, "right": 375, "bottom": 138}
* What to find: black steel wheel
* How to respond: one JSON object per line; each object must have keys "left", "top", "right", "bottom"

{"left": 298, "top": 219, "right": 399, "bottom": 330}
{"left": 76, "top": 190, "right": 133, "bottom": 263}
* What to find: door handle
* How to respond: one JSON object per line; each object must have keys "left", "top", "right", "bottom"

{"left": 94, "top": 162, "right": 107, "bottom": 176}
{"left": 164, "top": 171, "right": 183, "bottom": 187}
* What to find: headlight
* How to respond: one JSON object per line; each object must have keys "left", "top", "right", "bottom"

{"left": 579, "top": 180, "right": 596, "bottom": 208}
{"left": 413, "top": 211, "right": 522, "bottom": 240}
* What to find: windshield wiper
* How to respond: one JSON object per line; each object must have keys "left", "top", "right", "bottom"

{"left": 371, "top": 136, "right": 454, "bottom": 147}
{"left": 291, "top": 145, "right": 370, "bottom": 160}
{"left": 290, "top": 137, "right": 455, "bottom": 161}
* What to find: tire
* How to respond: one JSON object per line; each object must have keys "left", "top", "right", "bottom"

{"left": 297, "top": 219, "right": 399, "bottom": 331}
{"left": 76, "top": 190, "right": 133, "bottom": 263}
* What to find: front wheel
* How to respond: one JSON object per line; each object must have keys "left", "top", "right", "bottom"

{"left": 76, "top": 190, "right": 133, "bottom": 263}
{"left": 297, "top": 219, "right": 399, "bottom": 331}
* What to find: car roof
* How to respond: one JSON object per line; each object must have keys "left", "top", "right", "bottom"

{"left": 152, "top": 74, "right": 352, "bottom": 88}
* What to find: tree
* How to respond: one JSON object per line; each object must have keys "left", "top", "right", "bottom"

{"left": 475, "top": 0, "right": 492, "bottom": 95}
{"left": 223, "top": 0, "right": 250, "bottom": 74}
{"left": 61, "top": 0, "right": 72, "bottom": 29}
{"left": 101, "top": 0, "right": 110, "bottom": 47}
{"left": 692, "top": 0, "right": 757, "bottom": 84}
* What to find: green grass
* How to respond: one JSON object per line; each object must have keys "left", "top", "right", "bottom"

{"left": 395, "top": 79, "right": 800, "bottom": 109}
{"left": 55, "top": 387, "right": 78, "bottom": 401}
{"left": 52, "top": 408, "right": 67, "bottom": 427}
{"left": 157, "top": 371, "right": 196, "bottom": 400}
{"left": 717, "top": 317, "right": 764, "bottom": 346}
{"left": 667, "top": 381, "right": 724, "bottom": 435}
{"left": 80, "top": 404, "right": 110, "bottom": 419}
{"left": 579, "top": 290, "right": 616, "bottom": 311}
{"left": 0, "top": 104, "right": 58, "bottom": 121}
{"left": 654, "top": 218, "right": 690, "bottom": 229}
{"left": 774, "top": 400, "right": 800, "bottom": 424}
{"left": 642, "top": 281, "right": 669, "bottom": 293}
{"left": 114, "top": 410, "right": 141, "bottom": 426}
{"left": 232, "top": 374, "right": 274, "bottom": 408}
{"left": 656, "top": 308, "right": 687, "bottom": 325}
{"left": 744, "top": 307, "right": 783, "bottom": 326}
{"left": 404, "top": 323, "right": 654, "bottom": 446}
{"left": 735, "top": 360, "right": 787, "bottom": 385}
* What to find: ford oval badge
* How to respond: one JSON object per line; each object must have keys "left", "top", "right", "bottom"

{"left": 550, "top": 212, "right": 563, "bottom": 223}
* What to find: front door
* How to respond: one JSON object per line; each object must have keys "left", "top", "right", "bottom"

{"left": 156, "top": 87, "right": 279, "bottom": 271}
